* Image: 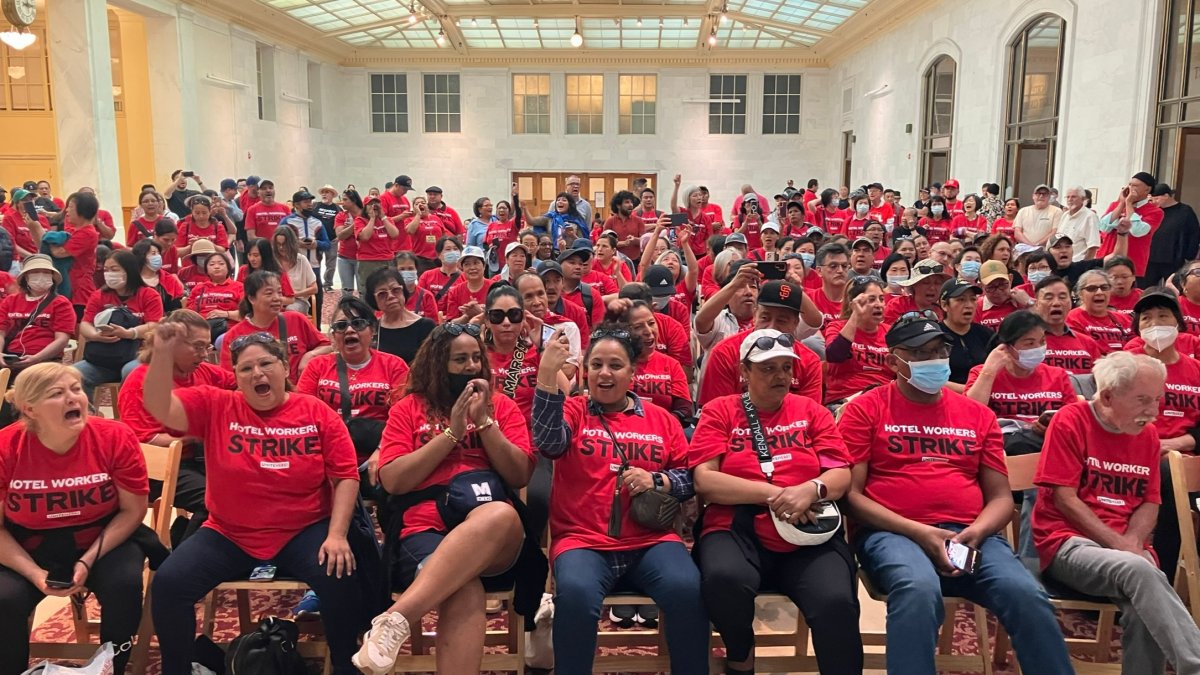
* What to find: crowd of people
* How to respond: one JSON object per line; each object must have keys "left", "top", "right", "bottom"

{"left": 1, "top": 169, "right": 1200, "bottom": 675}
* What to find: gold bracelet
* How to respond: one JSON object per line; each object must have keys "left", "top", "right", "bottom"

{"left": 442, "top": 428, "right": 459, "bottom": 444}
{"left": 476, "top": 417, "right": 495, "bottom": 432}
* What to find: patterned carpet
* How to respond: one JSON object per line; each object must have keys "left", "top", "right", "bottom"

{"left": 29, "top": 589, "right": 1123, "bottom": 675}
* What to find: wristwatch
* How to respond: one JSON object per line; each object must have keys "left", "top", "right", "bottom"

{"left": 652, "top": 473, "right": 665, "bottom": 492}
{"left": 810, "top": 479, "right": 828, "bottom": 500}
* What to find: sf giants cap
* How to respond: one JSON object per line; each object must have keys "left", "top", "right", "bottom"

{"left": 757, "top": 280, "right": 803, "bottom": 312}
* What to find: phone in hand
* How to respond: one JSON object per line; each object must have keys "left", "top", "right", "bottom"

{"left": 755, "top": 261, "right": 787, "bottom": 280}
{"left": 1037, "top": 408, "right": 1057, "bottom": 428}
{"left": 23, "top": 201, "right": 38, "bottom": 221}
{"left": 182, "top": 171, "right": 195, "bottom": 178}
{"left": 45, "top": 565, "right": 74, "bottom": 589}
{"left": 3, "top": 353, "right": 21, "bottom": 363}
{"left": 945, "top": 540, "right": 981, "bottom": 574}
{"left": 668, "top": 212, "right": 689, "bottom": 227}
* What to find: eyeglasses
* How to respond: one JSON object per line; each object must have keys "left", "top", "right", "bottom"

{"left": 745, "top": 333, "right": 795, "bottom": 360}
{"left": 591, "top": 327, "right": 631, "bottom": 342}
{"left": 487, "top": 308, "right": 524, "bottom": 325}
{"left": 820, "top": 262, "right": 850, "bottom": 271}
{"left": 229, "top": 332, "right": 278, "bottom": 352}
{"left": 897, "top": 344, "right": 952, "bottom": 361}
{"left": 1186, "top": 269, "right": 1200, "bottom": 279}
{"left": 374, "top": 287, "right": 404, "bottom": 299}
{"left": 331, "top": 317, "right": 371, "bottom": 333}
{"left": 1081, "top": 284, "right": 1112, "bottom": 293}
{"left": 186, "top": 340, "right": 213, "bottom": 354}
{"left": 443, "top": 322, "right": 482, "bottom": 337}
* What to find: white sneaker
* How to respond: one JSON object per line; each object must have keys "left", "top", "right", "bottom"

{"left": 525, "top": 593, "right": 555, "bottom": 669}
{"left": 352, "top": 612, "right": 411, "bottom": 675}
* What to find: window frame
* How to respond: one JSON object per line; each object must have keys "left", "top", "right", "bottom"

{"left": 920, "top": 55, "right": 957, "bottom": 188}
{"left": 565, "top": 73, "right": 604, "bottom": 135}
{"left": 369, "top": 72, "right": 409, "bottom": 134}
{"left": 618, "top": 74, "right": 657, "bottom": 135}
{"left": 761, "top": 74, "right": 802, "bottom": 135}
{"left": 1000, "top": 14, "right": 1066, "bottom": 199}
{"left": 422, "top": 73, "right": 461, "bottom": 134}
{"left": 709, "top": 74, "right": 747, "bottom": 135}
{"left": 512, "top": 73, "right": 551, "bottom": 135}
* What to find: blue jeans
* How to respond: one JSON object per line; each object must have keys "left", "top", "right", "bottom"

{"left": 857, "top": 524, "right": 1073, "bottom": 675}
{"left": 337, "top": 256, "right": 358, "bottom": 293}
{"left": 74, "top": 357, "right": 139, "bottom": 401}
{"left": 552, "top": 542, "right": 708, "bottom": 675}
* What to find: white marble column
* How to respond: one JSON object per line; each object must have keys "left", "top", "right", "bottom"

{"left": 143, "top": 6, "right": 199, "bottom": 183}
{"left": 47, "top": 0, "right": 122, "bottom": 208}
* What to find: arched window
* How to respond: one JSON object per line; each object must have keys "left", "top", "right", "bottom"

{"left": 1154, "top": 0, "right": 1200, "bottom": 201}
{"left": 921, "top": 55, "right": 956, "bottom": 188}
{"left": 1001, "top": 15, "right": 1065, "bottom": 200}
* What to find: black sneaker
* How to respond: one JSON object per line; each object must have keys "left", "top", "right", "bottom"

{"left": 608, "top": 606, "right": 636, "bottom": 628}
{"left": 636, "top": 605, "right": 659, "bottom": 628}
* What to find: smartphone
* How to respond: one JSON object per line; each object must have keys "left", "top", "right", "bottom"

{"left": 755, "top": 261, "right": 787, "bottom": 280}
{"left": 182, "top": 171, "right": 195, "bottom": 178}
{"left": 668, "top": 212, "right": 689, "bottom": 227}
{"left": 2, "top": 353, "right": 20, "bottom": 363}
{"left": 249, "top": 564, "right": 277, "bottom": 581}
{"left": 23, "top": 201, "right": 38, "bottom": 221}
{"left": 45, "top": 565, "right": 74, "bottom": 589}
{"left": 1037, "top": 409, "right": 1058, "bottom": 427}
{"left": 945, "top": 540, "right": 981, "bottom": 574}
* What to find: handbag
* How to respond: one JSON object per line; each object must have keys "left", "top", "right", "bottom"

{"left": 595, "top": 411, "right": 679, "bottom": 537}
{"left": 741, "top": 392, "right": 842, "bottom": 546}
{"left": 225, "top": 617, "right": 307, "bottom": 675}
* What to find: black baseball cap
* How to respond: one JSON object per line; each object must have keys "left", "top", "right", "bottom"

{"left": 394, "top": 175, "right": 413, "bottom": 188}
{"left": 1133, "top": 290, "right": 1186, "bottom": 334}
{"left": 940, "top": 278, "right": 978, "bottom": 301}
{"left": 425, "top": 185, "right": 443, "bottom": 194}
{"left": 1048, "top": 233, "right": 1073, "bottom": 248}
{"left": 557, "top": 246, "right": 592, "bottom": 264}
{"left": 1152, "top": 182, "right": 1175, "bottom": 197}
{"left": 291, "top": 190, "right": 315, "bottom": 203}
{"left": 643, "top": 265, "right": 676, "bottom": 297}
{"left": 757, "top": 280, "right": 803, "bottom": 313}
{"left": 536, "top": 261, "right": 564, "bottom": 278}
{"left": 886, "top": 315, "right": 952, "bottom": 349}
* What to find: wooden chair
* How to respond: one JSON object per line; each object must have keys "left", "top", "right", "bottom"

{"left": 94, "top": 382, "right": 121, "bottom": 420}
{"left": 1001, "top": 452, "right": 1122, "bottom": 672}
{"left": 390, "top": 590, "right": 526, "bottom": 673}
{"left": 28, "top": 441, "right": 182, "bottom": 674}
{"left": 1168, "top": 450, "right": 1200, "bottom": 625}
{"left": 0, "top": 366, "right": 12, "bottom": 395}
{"left": 707, "top": 593, "right": 819, "bottom": 672}
{"left": 593, "top": 593, "right": 670, "bottom": 672}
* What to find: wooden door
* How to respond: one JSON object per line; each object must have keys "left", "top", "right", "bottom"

{"left": 1175, "top": 127, "right": 1200, "bottom": 204}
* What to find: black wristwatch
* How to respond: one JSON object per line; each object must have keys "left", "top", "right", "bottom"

{"left": 652, "top": 473, "right": 665, "bottom": 492}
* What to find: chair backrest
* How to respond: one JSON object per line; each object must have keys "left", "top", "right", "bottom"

{"left": 1005, "top": 452, "right": 1041, "bottom": 492}
{"left": 141, "top": 441, "right": 183, "bottom": 546}
{"left": 1168, "top": 450, "right": 1200, "bottom": 625}
{"left": 0, "top": 367, "right": 11, "bottom": 395}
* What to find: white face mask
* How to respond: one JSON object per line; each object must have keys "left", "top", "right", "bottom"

{"left": 1142, "top": 325, "right": 1179, "bottom": 352}
{"left": 856, "top": 204, "right": 869, "bottom": 217}
{"left": 104, "top": 271, "right": 126, "bottom": 289}
{"left": 26, "top": 272, "right": 53, "bottom": 293}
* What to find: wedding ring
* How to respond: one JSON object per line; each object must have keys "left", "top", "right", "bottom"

{"left": 781, "top": 512, "right": 793, "bottom": 520}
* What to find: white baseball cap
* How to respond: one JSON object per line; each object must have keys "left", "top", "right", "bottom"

{"left": 739, "top": 328, "right": 799, "bottom": 363}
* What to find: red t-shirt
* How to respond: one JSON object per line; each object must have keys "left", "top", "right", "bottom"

{"left": 0, "top": 418, "right": 148, "bottom": 552}
{"left": 398, "top": 216, "right": 447, "bottom": 259}
{"left": 991, "top": 218, "right": 1016, "bottom": 239}
{"left": 1044, "top": 329, "right": 1103, "bottom": 375}
{"left": 1179, "top": 296, "right": 1200, "bottom": 336}
{"left": 1128, "top": 331, "right": 1200, "bottom": 360}
{"left": 1065, "top": 308, "right": 1132, "bottom": 353}
{"left": 652, "top": 311, "right": 693, "bottom": 373}
{"left": 189, "top": 279, "right": 245, "bottom": 319}
{"left": 2, "top": 211, "right": 41, "bottom": 253}
{"left": 483, "top": 218, "right": 520, "bottom": 252}
{"left": 549, "top": 396, "right": 688, "bottom": 562}
{"left": 883, "top": 294, "right": 942, "bottom": 325}
{"left": 179, "top": 218, "right": 229, "bottom": 251}
{"left": 631, "top": 350, "right": 691, "bottom": 411}
{"left": 443, "top": 280, "right": 490, "bottom": 320}
{"left": 839, "top": 383, "right": 1007, "bottom": 527}
{"left": 1107, "top": 289, "right": 1141, "bottom": 317}
{"left": 811, "top": 288, "right": 844, "bottom": 327}
{"left": 431, "top": 204, "right": 465, "bottom": 238}
{"left": 333, "top": 211, "right": 359, "bottom": 259}
{"left": 1145, "top": 354, "right": 1200, "bottom": 440}
{"left": 177, "top": 265, "right": 209, "bottom": 297}
{"left": 1032, "top": 400, "right": 1161, "bottom": 570}
{"left": 378, "top": 393, "right": 533, "bottom": 538}
{"left": 405, "top": 285, "right": 440, "bottom": 322}
{"left": 354, "top": 216, "right": 399, "bottom": 261}
{"left": 82, "top": 286, "right": 165, "bottom": 324}
{"left": 868, "top": 202, "right": 895, "bottom": 226}
{"left": 418, "top": 267, "right": 459, "bottom": 310}
{"left": 219, "top": 311, "right": 331, "bottom": 383}
{"left": 691, "top": 393, "right": 848, "bottom": 552}
{"left": 581, "top": 270, "right": 620, "bottom": 296}
{"left": 1096, "top": 201, "right": 1164, "bottom": 275}
{"left": 488, "top": 344, "right": 541, "bottom": 421}
{"left": 965, "top": 363, "right": 1076, "bottom": 423}
{"left": 591, "top": 259, "right": 631, "bottom": 285}
{"left": 243, "top": 201, "right": 291, "bottom": 240}
{"left": 974, "top": 298, "right": 1018, "bottom": 330}
{"left": 0, "top": 293, "right": 76, "bottom": 356}
{"left": 603, "top": 214, "right": 645, "bottom": 257}
{"left": 237, "top": 265, "right": 295, "bottom": 296}
{"left": 944, "top": 199, "right": 965, "bottom": 219}
{"left": 560, "top": 282, "right": 607, "bottom": 328}
{"left": 698, "top": 328, "right": 823, "bottom": 407}
{"left": 919, "top": 218, "right": 953, "bottom": 244}
{"left": 64, "top": 224, "right": 99, "bottom": 306}
{"left": 951, "top": 214, "right": 988, "bottom": 238}
{"left": 119, "top": 362, "right": 236, "bottom": 442}
{"left": 296, "top": 350, "right": 410, "bottom": 426}
{"left": 175, "top": 387, "right": 359, "bottom": 559}
{"left": 237, "top": 191, "right": 260, "bottom": 214}
{"left": 812, "top": 208, "right": 848, "bottom": 236}
{"left": 552, "top": 298, "right": 591, "bottom": 345}
{"left": 823, "top": 320, "right": 894, "bottom": 403}
{"left": 126, "top": 216, "right": 168, "bottom": 246}
{"left": 843, "top": 218, "right": 867, "bottom": 240}
{"left": 676, "top": 207, "right": 718, "bottom": 259}
{"left": 379, "top": 191, "right": 411, "bottom": 223}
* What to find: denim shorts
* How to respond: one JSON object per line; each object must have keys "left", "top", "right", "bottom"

{"left": 393, "top": 530, "right": 522, "bottom": 593}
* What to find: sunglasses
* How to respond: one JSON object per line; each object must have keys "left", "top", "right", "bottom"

{"left": 331, "top": 317, "right": 371, "bottom": 333}
{"left": 590, "top": 327, "right": 631, "bottom": 342}
{"left": 894, "top": 310, "right": 941, "bottom": 329}
{"left": 487, "top": 308, "right": 524, "bottom": 325}
{"left": 443, "top": 323, "right": 482, "bottom": 337}
{"left": 229, "top": 331, "right": 278, "bottom": 352}
{"left": 746, "top": 333, "right": 795, "bottom": 359}
{"left": 913, "top": 262, "right": 946, "bottom": 275}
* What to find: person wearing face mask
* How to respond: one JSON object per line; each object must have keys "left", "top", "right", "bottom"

{"left": 938, "top": 280, "right": 994, "bottom": 393}
{"left": 966, "top": 310, "right": 1078, "bottom": 427}
{"left": 841, "top": 313, "right": 1075, "bottom": 675}
{"left": 132, "top": 239, "right": 184, "bottom": 313}
{"left": 1032, "top": 351, "right": 1200, "bottom": 675}
{"left": 917, "top": 196, "right": 953, "bottom": 244}
{"left": 419, "top": 236, "right": 463, "bottom": 313}
{"left": 1031, "top": 276, "right": 1103, "bottom": 376}
{"left": 357, "top": 323, "right": 536, "bottom": 675}
{"left": 824, "top": 277, "right": 893, "bottom": 405}
{"left": 1122, "top": 290, "right": 1200, "bottom": 584}
{"left": 1066, "top": 270, "right": 1133, "bottom": 354}
{"left": 0, "top": 255, "right": 75, "bottom": 369}
{"left": 879, "top": 253, "right": 911, "bottom": 299}
{"left": 393, "top": 252, "right": 439, "bottom": 323}
{"left": 955, "top": 247, "right": 983, "bottom": 284}
{"left": 844, "top": 192, "right": 871, "bottom": 240}
{"left": 75, "top": 249, "right": 165, "bottom": 399}
{"left": 1097, "top": 172, "right": 1166, "bottom": 282}
{"left": 809, "top": 188, "right": 847, "bottom": 237}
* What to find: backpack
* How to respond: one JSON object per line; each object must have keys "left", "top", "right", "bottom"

{"left": 0, "top": 225, "right": 13, "bottom": 272}
{"left": 82, "top": 306, "right": 141, "bottom": 371}
{"left": 225, "top": 617, "right": 306, "bottom": 675}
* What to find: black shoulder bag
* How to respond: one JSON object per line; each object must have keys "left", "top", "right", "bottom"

{"left": 596, "top": 410, "right": 679, "bottom": 537}
{"left": 335, "top": 354, "right": 386, "bottom": 462}
{"left": 501, "top": 340, "right": 528, "bottom": 399}
{"left": 434, "top": 272, "right": 460, "bottom": 302}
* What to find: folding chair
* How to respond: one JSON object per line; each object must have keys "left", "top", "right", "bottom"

{"left": 390, "top": 590, "right": 526, "bottom": 673}
{"left": 1168, "top": 450, "right": 1200, "bottom": 624}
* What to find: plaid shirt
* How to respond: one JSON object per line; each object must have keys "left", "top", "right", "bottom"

{"left": 531, "top": 388, "right": 694, "bottom": 500}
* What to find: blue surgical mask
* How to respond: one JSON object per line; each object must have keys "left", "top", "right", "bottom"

{"left": 443, "top": 251, "right": 461, "bottom": 264}
{"left": 1026, "top": 270, "right": 1050, "bottom": 285}
{"left": 856, "top": 204, "right": 870, "bottom": 217}
{"left": 800, "top": 252, "right": 815, "bottom": 268}
{"left": 148, "top": 254, "right": 163, "bottom": 272}
{"left": 899, "top": 357, "right": 951, "bottom": 394}
{"left": 931, "top": 205, "right": 945, "bottom": 216}
{"left": 1016, "top": 345, "right": 1046, "bottom": 370}
{"left": 400, "top": 270, "right": 418, "bottom": 285}
{"left": 960, "top": 260, "right": 981, "bottom": 280}
{"left": 887, "top": 274, "right": 908, "bottom": 288}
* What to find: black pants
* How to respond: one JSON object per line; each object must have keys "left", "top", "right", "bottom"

{"left": 1141, "top": 261, "right": 1178, "bottom": 289}
{"left": 151, "top": 520, "right": 364, "bottom": 675}
{"left": 0, "top": 539, "right": 145, "bottom": 675}
{"left": 149, "top": 459, "right": 208, "bottom": 544}
{"left": 698, "top": 531, "right": 863, "bottom": 674}
{"left": 1155, "top": 456, "right": 1199, "bottom": 584}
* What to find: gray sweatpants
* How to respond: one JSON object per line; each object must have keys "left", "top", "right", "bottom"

{"left": 1047, "top": 536, "right": 1200, "bottom": 675}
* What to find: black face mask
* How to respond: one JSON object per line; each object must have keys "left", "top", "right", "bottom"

{"left": 447, "top": 372, "right": 475, "bottom": 398}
